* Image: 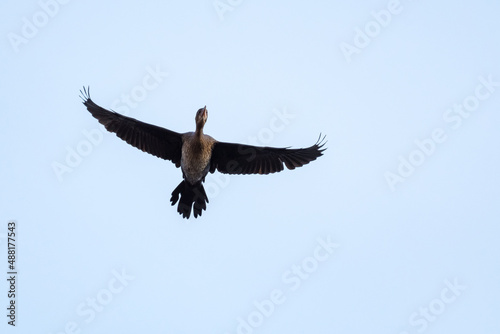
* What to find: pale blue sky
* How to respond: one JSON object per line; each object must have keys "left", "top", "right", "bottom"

{"left": 1, "top": 1, "right": 499, "bottom": 333}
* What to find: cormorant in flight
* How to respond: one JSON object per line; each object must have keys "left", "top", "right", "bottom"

{"left": 80, "top": 87, "right": 326, "bottom": 218}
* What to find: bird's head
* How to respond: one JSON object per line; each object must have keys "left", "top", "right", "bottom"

{"left": 195, "top": 106, "right": 208, "bottom": 129}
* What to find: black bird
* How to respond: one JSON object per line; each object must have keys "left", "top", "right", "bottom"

{"left": 80, "top": 87, "right": 326, "bottom": 218}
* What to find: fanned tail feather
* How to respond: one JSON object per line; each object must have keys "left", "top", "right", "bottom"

{"left": 170, "top": 181, "right": 209, "bottom": 219}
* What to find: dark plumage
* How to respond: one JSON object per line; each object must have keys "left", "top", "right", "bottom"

{"left": 80, "top": 86, "right": 326, "bottom": 218}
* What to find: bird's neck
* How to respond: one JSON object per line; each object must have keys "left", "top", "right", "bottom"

{"left": 195, "top": 124, "right": 204, "bottom": 138}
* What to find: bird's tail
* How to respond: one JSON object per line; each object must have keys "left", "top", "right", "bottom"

{"left": 170, "top": 180, "right": 209, "bottom": 219}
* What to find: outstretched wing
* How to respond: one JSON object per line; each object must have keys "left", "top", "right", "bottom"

{"left": 210, "top": 135, "right": 326, "bottom": 175}
{"left": 80, "top": 86, "right": 183, "bottom": 167}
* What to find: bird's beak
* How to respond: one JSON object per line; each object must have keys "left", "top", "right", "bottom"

{"left": 203, "top": 105, "right": 207, "bottom": 117}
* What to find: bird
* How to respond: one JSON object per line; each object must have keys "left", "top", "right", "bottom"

{"left": 80, "top": 86, "right": 326, "bottom": 219}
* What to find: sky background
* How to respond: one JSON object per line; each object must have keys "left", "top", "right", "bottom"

{"left": 1, "top": 0, "right": 499, "bottom": 333}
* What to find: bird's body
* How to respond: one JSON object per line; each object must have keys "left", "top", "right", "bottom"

{"left": 80, "top": 87, "right": 326, "bottom": 219}
{"left": 181, "top": 132, "right": 215, "bottom": 184}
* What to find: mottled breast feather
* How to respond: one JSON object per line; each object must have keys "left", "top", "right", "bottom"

{"left": 181, "top": 133, "right": 216, "bottom": 184}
